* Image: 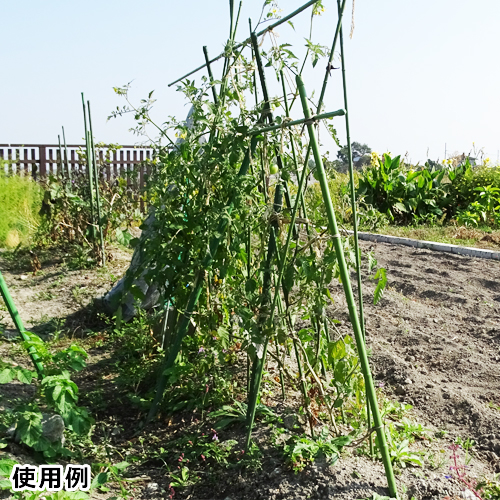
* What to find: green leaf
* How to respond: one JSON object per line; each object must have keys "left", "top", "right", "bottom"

{"left": 16, "top": 411, "right": 43, "bottom": 448}
{"left": 91, "top": 472, "right": 109, "bottom": 489}
{"left": 373, "top": 268, "right": 387, "bottom": 305}
{"left": 51, "top": 383, "right": 62, "bottom": 402}
{"left": 16, "top": 368, "right": 33, "bottom": 385}
{"left": 0, "top": 478, "right": 12, "bottom": 489}
{"left": 328, "top": 339, "right": 346, "bottom": 362}
{"left": 0, "top": 368, "right": 14, "bottom": 384}
{"left": 115, "top": 228, "right": 133, "bottom": 246}
{"left": 0, "top": 458, "right": 17, "bottom": 477}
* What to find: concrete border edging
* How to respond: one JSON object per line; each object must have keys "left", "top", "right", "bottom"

{"left": 346, "top": 231, "right": 500, "bottom": 261}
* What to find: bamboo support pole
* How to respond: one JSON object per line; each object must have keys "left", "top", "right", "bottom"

{"left": 297, "top": 74, "right": 398, "bottom": 499}
{"left": 0, "top": 272, "right": 44, "bottom": 376}
{"left": 87, "top": 100, "right": 106, "bottom": 266}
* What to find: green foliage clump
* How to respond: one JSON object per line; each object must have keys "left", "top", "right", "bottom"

{"left": 35, "top": 144, "right": 143, "bottom": 265}
{"left": 281, "top": 427, "right": 351, "bottom": 472}
{"left": 0, "top": 162, "right": 42, "bottom": 248}
{"left": 106, "top": 309, "right": 237, "bottom": 414}
{"left": 0, "top": 332, "right": 93, "bottom": 458}
{"left": 357, "top": 154, "right": 500, "bottom": 229}
{"left": 357, "top": 153, "right": 449, "bottom": 224}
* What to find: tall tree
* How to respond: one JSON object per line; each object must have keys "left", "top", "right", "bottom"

{"left": 336, "top": 141, "right": 371, "bottom": 172}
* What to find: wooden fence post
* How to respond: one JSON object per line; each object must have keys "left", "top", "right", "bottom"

{"left": 39, "top": 145, "right": 47, "bottom": 178}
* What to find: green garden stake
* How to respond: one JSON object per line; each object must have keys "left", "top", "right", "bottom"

{"left": 250, "top": 31, "right": 296, "bottom": 236}
{"left": 87, "top": 100, "right": 106, "bottom": 266}
{"left": 297, "top": 74, "right": 398, "bottom": 499}
{"left": 245, "top": 32, "right": 293, "bottom": 450}
{"left": 316, "top": 0, "right": 347, "bottom": 111}
{"left": 0, "top": 271, "right": 44, "bottom": 377}
{"left": 62, "top": 126, "right": 71, "bottom": 187}
{"left": 57, "top": 135, "right": 64, "bottom": 175}
{"left": 81, "top": 93, "right": 96, "bottom": 241}
{"left": 336, "top": 0, "right": 373, "bottom": 457}
{"left": 168, "top": 0, "right": 320, "bottom": 87}
{"left": 229, "top": 0, "right": 235, "bottom": 41}
{"left": 203, "top": 46, "right": 218, "bottom": 105}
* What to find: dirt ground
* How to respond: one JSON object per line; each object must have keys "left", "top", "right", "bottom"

{"left": 1, "top": 240, "right": 500, "bottom": 500}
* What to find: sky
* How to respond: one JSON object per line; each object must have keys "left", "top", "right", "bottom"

{"left": 1, "top": 0, "right": 499, "bottom": 165}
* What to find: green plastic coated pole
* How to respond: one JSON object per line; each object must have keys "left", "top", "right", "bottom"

{"left": 87, "top": 100, "right": 106, "bottom": 266}
{"left": 81, "top": 93, "right": 96, "bottom": 241}
{"left": 203, "top": 46, "right": 218, "bottom": 105}
{"left": 316, "top": 0, "right": 347, "bottom": 111}
{"left": 57, "top": 135, "right": 64, "bottom": 175}
{"left": 336, "top": 0, "right": 373, "bottom": 456}
{"left": 296, "top": 74, "right": 398, "bottom": 499}
{"left": 250, "top": 31, "right": 296, "bottom": 234}
{"left": 248, "top": 109, "right": 345, "bottom": 136}
{"left": 168, "top": 0, "right": 319, "bottom": 87}
{"left": 0, "top": 271, "right": 44, "bottom": 376}
{"left": 62, "top": 126, "right": 71, "bottom": 186}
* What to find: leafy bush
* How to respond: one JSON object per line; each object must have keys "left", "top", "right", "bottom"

{"left": 0, "top": 161, "right": 42, "bottom": 248}
{"left": 36, "top": 145, "right": 144, "bottom": 264}
{"left": 448, "top": 163, "right": 500, "bottom": 211}
{"left": 357, "top": 155, "right": 500, "bottom": 229}
{"left": 0, "top": 333, "right": 93, "bottom": 458}
{"left": 357, "top": 154, "right": 449, "bottom": 224}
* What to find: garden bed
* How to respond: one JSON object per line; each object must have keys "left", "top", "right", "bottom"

{"left": 1, "top": 239, "right": 499, "bottom": 499}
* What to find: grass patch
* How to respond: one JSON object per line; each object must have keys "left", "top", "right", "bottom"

{"left": 0, "top": 161, "right": 42, "bottom": 248}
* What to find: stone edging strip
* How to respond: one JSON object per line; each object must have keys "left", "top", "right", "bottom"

{"left": 346, "top": 231, "right": 500, "bottom": 261}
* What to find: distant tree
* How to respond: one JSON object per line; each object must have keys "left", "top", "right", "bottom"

{"left": 335, "top": 142, "right": 372, "bottom": 172}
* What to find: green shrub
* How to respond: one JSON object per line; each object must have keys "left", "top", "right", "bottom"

{"left": 357, "top": 154, "right": 449, "bottom": 224}
{"left": 0, "top": 161, "right": 42, "bottom": 247}
{"left": 448, "top": 163, "right": 500, "bottom": 212}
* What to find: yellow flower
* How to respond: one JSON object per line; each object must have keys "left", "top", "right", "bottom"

{"left": 370, "top": 151, "right": 381, "bottom": 166}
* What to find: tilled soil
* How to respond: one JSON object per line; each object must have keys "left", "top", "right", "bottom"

{"left": 356, "top": 240, "right": 500, "bottom": 464}
{"left": 1, "top": 240, "right": 500, "bottom": 500}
